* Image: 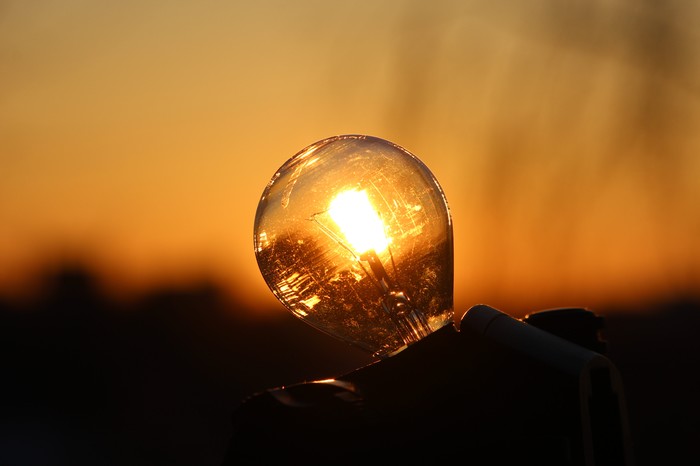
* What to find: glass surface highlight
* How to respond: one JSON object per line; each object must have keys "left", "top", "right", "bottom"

{"left": 254, "top": 135, "right": 454, "bottom": 358}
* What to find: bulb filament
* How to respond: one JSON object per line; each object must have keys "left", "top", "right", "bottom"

{"left": 315, "top": 188, "right": 433, "bottom": 348}
{"left": 360, "top": 249, "right": 431, "bottom": 346}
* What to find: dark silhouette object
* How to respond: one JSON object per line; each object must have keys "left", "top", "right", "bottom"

{"left": 223, "top": 305, "right": 633, "bottom": 465}
{"left": 5, "top": 261, "right": 697, "bottom": 465}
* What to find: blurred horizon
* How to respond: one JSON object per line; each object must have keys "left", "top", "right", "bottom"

{"left": 2, "top": 0, "right": 699, "bottom": 318}
{"left": 1, "top": 256, "right": 698, "bottom": 465}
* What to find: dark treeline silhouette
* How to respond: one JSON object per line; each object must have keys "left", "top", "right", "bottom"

{"left": 0, "top": 263, "right": 372, "bottom": 466}
{"left": 1, "top": 262, "right": 698, "bottom": 465}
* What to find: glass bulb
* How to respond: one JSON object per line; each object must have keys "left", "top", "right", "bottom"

{"left": 254, "top": 135, "right": 454, "bottom": 358}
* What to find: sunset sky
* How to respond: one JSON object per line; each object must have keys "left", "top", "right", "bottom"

{"left": 2, "top": 0, "right": 699, "bottom": 318}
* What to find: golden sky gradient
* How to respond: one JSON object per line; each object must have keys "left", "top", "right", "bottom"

{"left": 2, "top": 1, "right": 699, "bottom": 317}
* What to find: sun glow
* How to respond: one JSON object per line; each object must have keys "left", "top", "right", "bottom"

{"left": 328, "top": 189, "right": 390, "bottom": 255}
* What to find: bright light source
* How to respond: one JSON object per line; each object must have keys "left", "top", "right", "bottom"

{"left": 254, "top": 135, "right": 454, "bottom": 358}
{"left": 328, "top": 189, "right": 390, "bottom": 256}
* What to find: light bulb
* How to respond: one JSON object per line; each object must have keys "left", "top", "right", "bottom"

{"left": 254, "top": 135, "right": 454, "bottom": 358}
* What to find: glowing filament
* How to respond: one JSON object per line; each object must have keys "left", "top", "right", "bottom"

{"left": 328, "top": 189, "right": 389, "bottom": 255}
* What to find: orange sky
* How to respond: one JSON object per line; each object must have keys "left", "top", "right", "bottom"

{"left": 2, "top": 1, "right": 699, "bottom": 317}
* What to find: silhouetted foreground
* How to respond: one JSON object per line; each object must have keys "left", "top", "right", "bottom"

{"left": 0, "top": 264, "right": 698, "bottom": 465}
{"left": 224, "top": 305, "right": 635, "bottom": 465}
